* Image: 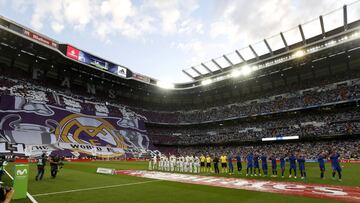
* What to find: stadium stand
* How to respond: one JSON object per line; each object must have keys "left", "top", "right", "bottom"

{"left": 0, "top": 7, "right": 360, "bottom": 160}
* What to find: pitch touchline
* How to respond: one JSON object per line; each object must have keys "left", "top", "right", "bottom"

{"left": 32, "top": 180, "right": 162, "bottom": 197}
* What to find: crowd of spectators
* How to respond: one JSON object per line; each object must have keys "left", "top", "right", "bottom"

{"left": 173, "top": 139, "right": 360, "bottom": 160}
{"left": 0, "top": 76, "right": 145, "bottom": 121}
{"left": 1, "top": 67, "right": 360, "bottom": 153}
{"left": 141, "top": 79, "right": 360, "bottom": 123}
{"left": 149, "top": 110, "right": 360, "bottom": 145}
{"left": 1, "top": 67, "right": 360, "bottom": 126}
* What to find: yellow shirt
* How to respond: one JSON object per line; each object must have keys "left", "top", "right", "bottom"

{"left": 200, "top": 156, "right": 206, "bottom": 162}
{"left": 206, "top": 157, "right": 211, "bottom": 163}
{"left": 220, "top": 156, "right": 227, "bottom": 163}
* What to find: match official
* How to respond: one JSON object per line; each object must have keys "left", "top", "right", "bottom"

{"left": 213, "top": 155, "right": 219, "bottom": 174}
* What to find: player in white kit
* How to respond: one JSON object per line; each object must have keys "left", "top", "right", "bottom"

{"left": 179, "top": 155, "right": 185, "bottom": 172}
{"left": 175, "top": 156, "right": 180, "bottom": 172}
{"left": 169, "top": 155, "right": 176, "bottom": 172}
{"left": 149, "top": 155, "right": 157, "bottom": 170}
{"left": 159, "top": 155, "right": 164, "bottom": 171}
{"left": 188, "top": 155, "right": 194, "bottom": 173}
{"left": 194, "top": 155, "right": 200, "bottom": 173}
{"left": 164, "top": 155, "right": 170, "bottom": 171}
{"left": 184, "top": 156, "right": 189, "bottom": 172}
{"left": 152, "top": 155, "right": 158, "bottom": 170}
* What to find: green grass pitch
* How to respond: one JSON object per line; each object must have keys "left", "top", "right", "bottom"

{"left": 3, "top": 161, "right": 360, "bottom": 203}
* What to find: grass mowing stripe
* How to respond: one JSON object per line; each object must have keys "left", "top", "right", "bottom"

{"left": 32, "top": 180, "right": 162, "bottom": 197}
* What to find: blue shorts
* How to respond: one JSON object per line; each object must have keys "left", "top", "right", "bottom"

{"left": 319, "top": 166, "right": 325, "bottom": 171}
{"left": 290, "top": 165, "right": 296, "bottom": 170}
{"left": 332, "top": 166, "right": 342, "bottom": 172}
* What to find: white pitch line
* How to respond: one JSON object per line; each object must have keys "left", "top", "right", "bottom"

{"left": 32, "top": 179, "right": 162, "bottom": 197}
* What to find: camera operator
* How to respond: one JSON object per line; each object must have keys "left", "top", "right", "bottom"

{"left": 0, "top": 186, "right": 14, "bottom": 203}
{"left": 0, "top": 155, "right": 7, "bottom": 182}
{"left": 49, "top": 155, "right": 60, "bottom": 178}
{"left": 35, "top": 153, "right": 46, "bottom": 181}
{"left": 0, "top": 155, "right": 12, "bottom": 203}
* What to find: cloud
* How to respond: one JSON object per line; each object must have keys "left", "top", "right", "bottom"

{"left": 210, "top": 0, "right": 356, "bottom": 45}
{"left": 3, "top": 0, "right": 357, "bottom": 83}
{"left": 173, "top": 0, "right": 358, "bottom": 77}
{"left": 29, "top": 0, "right": 64, "bottom": 30}
{"left": 7, "top": 0, "right": 202, "bottom": 40}
{"left": 63, "top": 0, "right": 93, "bottom": 30}
{"left": 179, "top": 19, "right": 204, "bottom": 35}
{"left": 152, "top": 0, "right": 200, "bottom": 35}
{"left": 105, "top": 0, "right": 156, "bottom": 39}
{"left": 51, "top": 21, "right": 64, "bottom": 33}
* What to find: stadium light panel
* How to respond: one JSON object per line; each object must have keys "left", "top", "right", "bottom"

{"left": 157, "top": 81, "right": 175, "bottom": 89}
{"left": 241, "top": 65, "right": 253, "bottom": 76}
{"left": 231, "top": 69, "right": 242, "bottom": 78}
{"left": 201, "top": 79, "right": 213, "bottom": 86}
{"left": 293, "top": 50, "right": 305, "bottom": 58}
{"left": 252, "top": 66, "right": 259, "bottom": 71}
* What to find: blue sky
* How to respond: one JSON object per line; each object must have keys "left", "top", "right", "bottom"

{"left": 0, "top": 0, "right": 358, "bottom": 83}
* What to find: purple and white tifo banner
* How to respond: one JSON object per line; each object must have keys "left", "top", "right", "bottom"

{"left": 0, "top": 96, "right": 150, "bottom": 157}
{"left": 118, "top": 170, "right": 360, "bottom": 202}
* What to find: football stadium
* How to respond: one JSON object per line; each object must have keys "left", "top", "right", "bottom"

{"left": 0, "top": 1, "right": 360, "bottom": 203}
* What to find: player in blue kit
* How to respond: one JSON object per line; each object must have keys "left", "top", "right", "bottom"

{"left": 246, "top": 153, "right": 253, "bottom": 176}
{"left": 288, "top": 153, "right": 297, "bottom": 179}
{"left": 330, "top": 151, "right": 342, "bottom": 181}
{"left": 280, "top": 155, "right": 286, "bottom": 178}
{"left": 318, "top": 152, "right": 326, "bottom": 179}
{"left": 297, "top": 154, "right": 306, "bottom": 180}
{"left": 228, "top": 154, "right": 234, "bottom": 175}
{"left": 269, "top": 154, "right": 277, "bottom": 177}
{"left": 253, "top": 153, "right": 260, "bottom": 176}
{"left": 260, "top": 154, "right": 268, "bottom": 177}
{"left": 236, "top": 154, "right": 242, "bottom": 174}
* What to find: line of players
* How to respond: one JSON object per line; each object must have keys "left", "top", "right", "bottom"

{"left": 149, "top": 154, "right": 201, "bottom": 173}
{"left": 149, "top": 151, "right": 343, "bottom": 181}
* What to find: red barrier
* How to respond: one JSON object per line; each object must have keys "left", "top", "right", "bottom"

{"left": 14, "top": 159, "right": 28, "bottom": 163}
{"left": 339, "top": 160, "right": 360, "bottom": 163}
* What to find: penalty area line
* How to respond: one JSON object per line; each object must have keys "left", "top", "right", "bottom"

{"left": 32, "top": 179, "right": 162, "bottom": 197}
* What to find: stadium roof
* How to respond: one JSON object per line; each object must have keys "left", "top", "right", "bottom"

{"left": 182, "top": 2, "right": 360, "bottom": 82}
{"left": 0, "top": 2, "right": 360, "bottom": 91}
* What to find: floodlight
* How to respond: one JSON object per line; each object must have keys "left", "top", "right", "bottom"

{"left": 293, "top": 50, "right": 305, "bottom": 58}
{"left": 201, "top": 79, "right": 212, "bottom": 86}
{"left": 157, "top": 81, "right": 174, "bottom": 89}
{"left": 231, "top": 69, "right": 241, "bottom": 78}
{"left": 252, "top": 66, "right": 259, "bottom": 71}
{"left": 241, "top": 65, "right": 252, "bottom": 76}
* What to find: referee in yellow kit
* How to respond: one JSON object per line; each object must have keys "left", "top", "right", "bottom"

{"left": 220, "top": 154, "right": 227, "bottom": 173}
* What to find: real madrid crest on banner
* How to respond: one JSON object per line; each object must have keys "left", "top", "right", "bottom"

{"left": 56, "top": 114, "right": 127, "bottom": 157}
{"left": 0, "top": 96, "right": 150, "bottom": 158}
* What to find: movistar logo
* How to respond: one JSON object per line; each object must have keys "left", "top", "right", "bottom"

{"left": 16, "top": 169, "right": 28, "bottom": 176}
